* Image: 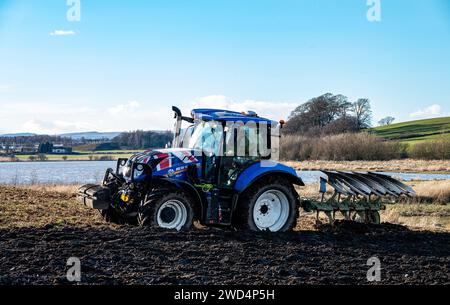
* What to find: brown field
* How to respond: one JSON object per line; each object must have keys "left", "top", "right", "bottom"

{"left": 1, "top": 181, "right": 449, "bottom": 231}
{"left": 0, "top": 183, "right": 449, "bottom": 285}
{"left": 0, "top": 184, "right": 104, "bottom": 229}
{"left": 284, "top": 159, "right": 450, "bottom": 173}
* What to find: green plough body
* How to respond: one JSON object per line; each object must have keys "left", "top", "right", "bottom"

{"left": 302, "top": 171, "right": 415, "bottom": 224}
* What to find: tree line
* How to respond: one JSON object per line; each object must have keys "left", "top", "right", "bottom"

{"left": 0, "top": 130, "right": 173, "bottom": 153}
{"left": 112, "top": 130, "right": 173, "bottom": 149}
{"left": 0, "top": 135, "right": 74, "bottom": 147}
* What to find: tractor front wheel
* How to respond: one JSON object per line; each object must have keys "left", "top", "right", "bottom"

{"left": 235, "top": 177, "right": 299, "bottom": 232}
{"left": 138, "top": 187, "right": 195, "bottom": 231}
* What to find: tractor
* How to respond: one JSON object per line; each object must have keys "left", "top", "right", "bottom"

{"left": 77, "top": 106, "right": 415, "bottom": 231}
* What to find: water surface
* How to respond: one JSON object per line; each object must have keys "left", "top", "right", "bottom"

{"left": 0, "top": 161, "right": 449, "bottom": 185}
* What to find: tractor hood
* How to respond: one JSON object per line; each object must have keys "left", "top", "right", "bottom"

{"left": 125, "top": 148, "right": 202, "bottom": 180}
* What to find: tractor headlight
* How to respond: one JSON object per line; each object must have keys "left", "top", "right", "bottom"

{"left": 130, "top": 163, "right": 151, "bottom": 182}
{"left": 133, "top": 164, "right": 144, "bottom": 179}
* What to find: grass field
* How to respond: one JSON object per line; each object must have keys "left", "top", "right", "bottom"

{"left": 371, "top": 116, "right": 450, "bottom": 144}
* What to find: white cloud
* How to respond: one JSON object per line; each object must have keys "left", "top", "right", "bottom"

{"left": 190, "top": 95, "right": 296, "bottom": 120}
{"left": 108, "top": 101, "right": 141, "bottom": 116}
{"left": 0, "top": 97, "right": 298, "bottom": 134}
{"left": 50, "top": 30, "right": 76, "bottom": 36}
{"left": 409, "top": 104, "right": 442, "bottom": 119}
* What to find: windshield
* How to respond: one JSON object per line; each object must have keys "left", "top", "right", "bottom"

{"left": 187, "top": 122, "right": 223, "bottom": 156}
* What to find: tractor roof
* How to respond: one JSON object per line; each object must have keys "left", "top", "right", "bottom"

{"left": 191, "top": 109, "right": 276, "bottom": 124}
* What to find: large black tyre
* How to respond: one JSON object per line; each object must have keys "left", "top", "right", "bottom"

{"left": 137, "top": 186, "right": 196, "bottom": 231}
{"left": 234, "top": 176, "right": 299, "bottom": 232}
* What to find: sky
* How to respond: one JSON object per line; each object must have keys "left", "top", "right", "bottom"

{"left": 0, "top": 0, "right": 449, "bottom": 134}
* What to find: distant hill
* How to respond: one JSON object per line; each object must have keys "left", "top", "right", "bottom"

{"left": 0, "top": 131, "right": 121, "bottom": 140}
{"left": 58, "top": 131, "right": 122, "bottom": 140}
{"left": 0, "top": 133, "right": 37, "bottom": 137}
{"left": 0, "top": 130, "right": 169, "bottom": 140}
{"left": 371, "top": 117, "right": 450, "bottom": 144}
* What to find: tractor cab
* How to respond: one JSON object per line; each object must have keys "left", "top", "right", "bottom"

{"left": 171, "top": 106, "right": 280, "bottom": 188}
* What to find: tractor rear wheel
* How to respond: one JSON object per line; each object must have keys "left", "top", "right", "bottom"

{"left": 234, "top": 177, "right": 299, "bottom": 232}
{"left": 138, "top": 187, "right": 195, "bottom": 231}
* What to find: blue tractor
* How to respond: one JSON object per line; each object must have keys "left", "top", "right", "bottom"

{"left": 77, "top": 106, "right": 304, "bottom": 232}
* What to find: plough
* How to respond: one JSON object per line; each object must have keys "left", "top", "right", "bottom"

{"left": 301, "top": 171, "right": 416, "bottom": 224}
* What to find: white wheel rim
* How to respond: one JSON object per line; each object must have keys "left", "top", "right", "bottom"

{"left": 156, "top": 200, "right": 187, "bottom": 231}
{"left": 253, "top": 190, "right": 290, "bottom": 232}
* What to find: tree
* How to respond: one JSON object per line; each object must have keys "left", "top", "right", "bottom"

{"left": 284, "top": 93, "right": 357, "bottom": 135}
{"left": 286, "top": 94, "right": 343, "bottom": 133}
{"left": 378, "top": 116, "right": 395, "bottom": 126}
{"left": 322, "top": 116, "right": 359, "bottom": 135}
{"left": 284, "top": 94, "right": 373, "bottom": 134}
{"left": 353, "top": 99, "right": 372, "bottom": 129}
{"left": 337, "top": 97, "right": 353, "bottom": 118}
{"left": 38, "top": 142, "right": 53, "bottom": 154}
{"left": 37, "top": 154, "right": 48, "bottom": 161}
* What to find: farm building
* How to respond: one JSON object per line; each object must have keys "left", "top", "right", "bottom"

{"left": 51, "top": 146, "right": 73, "bottom": 154}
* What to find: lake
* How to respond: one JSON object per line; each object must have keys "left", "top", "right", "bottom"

{"left": 0, "top": 161, "right": 117, "bottom": 185}
{"left": 0, "top": 161, "right": 449, "bottom": 185}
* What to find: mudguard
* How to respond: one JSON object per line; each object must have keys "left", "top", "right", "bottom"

{"left": 234, "top": 161, "right": 304, "bottom": 193}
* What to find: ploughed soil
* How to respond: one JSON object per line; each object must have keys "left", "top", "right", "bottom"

{"left": 0, "top": 186, "right": 449, "bottom": 285}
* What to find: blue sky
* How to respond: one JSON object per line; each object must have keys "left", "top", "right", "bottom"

{"left": 0, "top": 0, "right": 449, "bottom": 134}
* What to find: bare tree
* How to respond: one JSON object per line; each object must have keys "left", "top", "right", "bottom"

{"left": 353, "top": 99, "right": 372, "bottom": 129}
{"left": 37, "top": 154, "right": 48, "bottom": 161}
{"left": 285, "top": 93, "right": 354, "bottom": 134}
{"left": 378, "top": 116, "right": 395, "bottom": 126}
